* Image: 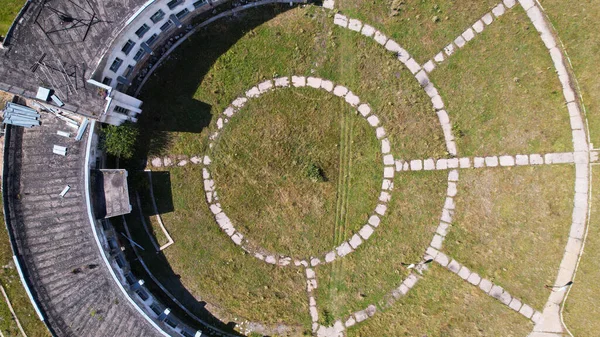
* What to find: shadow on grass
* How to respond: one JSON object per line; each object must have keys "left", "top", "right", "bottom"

{"left": 116, "top": 5, "right": 301, "bottom": 336}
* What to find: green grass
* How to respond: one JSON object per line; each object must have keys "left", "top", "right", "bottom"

{"left": 562, "top": 166, "right": 600, "bottom": 335}
{"left": 430, "top": 7, "right": 572, "bottom": 157}
{"left": 336, "top": 0, "right": 499, "bottom": 63}
{"left": 0, "top": 202, "right": 51, "bottom": 337}
{"left": 540, "top": 0, "right": 600, "bottom": 148}
{"left": 444, "top": 165, "right": 574, "bottom": 310}
{"left": 346, "top": 264, "right": 533, "bottom": 337}
{"left": 315, "top": 171, "right": 447, "bottom": 321}
{"left": 211, "top": 88, "right": 380, "bottom": 258}
{"left": 0, "top": 0, "right": 24, "bottom": 37}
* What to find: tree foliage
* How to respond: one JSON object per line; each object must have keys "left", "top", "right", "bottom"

{"left": 100, "top": 122, "right": 138, "bottom": 159}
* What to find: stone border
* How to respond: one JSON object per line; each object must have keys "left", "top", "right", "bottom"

{"left": 202, "top": 76, "right": 396, "bottom": 267}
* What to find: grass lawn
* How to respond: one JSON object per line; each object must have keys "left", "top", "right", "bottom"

{"left": 211, "top": 88, "right": 381, "bottom": 258}
{"left": 130, "top": 166, "right": 311, "bottom": 331}
{"left": 335, "top": 0, "right": 499, "bottom": 63}
{"left": 346, "top": 264, "right": 533, "bottom": 337}
{"left": 430, "top": 6, "right": 572, "bottom": 157}
{"left": 0, "top": 202, "right": 51, "bottom": 337}
{"left": 315, "top": 171, "right": 447, "bottom": 321}
{"left": 137, "top": 5, "right": 445, "bottom": 160}
{"left": 0, "top": 0, "right": 24, "bottom": 37}
{"left": 540, "top": 0, "right": 600, "bottom": 148}
{"left": 444, "top": 165, "right": 574, "bottom": 310}
{"left": 562, "top": 166, "right": 600, "bottom": 335}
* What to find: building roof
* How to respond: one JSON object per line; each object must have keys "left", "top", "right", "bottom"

{"left": 98, "top": 169, "right": 132, "bottom": 218}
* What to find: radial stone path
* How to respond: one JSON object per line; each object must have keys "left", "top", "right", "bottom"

{"left": 144, "top": 0, "right": 592, "bottom": 335}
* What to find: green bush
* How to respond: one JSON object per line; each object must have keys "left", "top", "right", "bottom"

{"left": 305, "top": 162, "right": 325, "bottom": 182}
{"left": 100, "top": 122, "right": 139, "bottom": 159}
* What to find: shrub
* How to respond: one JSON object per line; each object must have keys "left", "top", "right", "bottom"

{"left": 100, "top": 122, "right": 139, "bottom": 159}
{"left": 305, "top": 162, "right": 325, "bottom": 182}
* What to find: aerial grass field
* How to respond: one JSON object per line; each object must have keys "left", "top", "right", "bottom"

{"left": 0, "top": 0, "right": 25, "bottom": 37}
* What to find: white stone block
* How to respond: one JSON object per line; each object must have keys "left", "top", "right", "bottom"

{"left": 368, "top": 215, "right": 381, "bottom": 227}
{"left": 383, "top": 154, "right": 394, "bottom": 165}
{"left": 292, "top": 75, "right": 306, "bottom": 87}
{"left": 348, "top": 19, "right": 362, "bottom": 32}
{"left": 423, "top": 60, "right": 435, "bottom": 73}
{"left": 444, "top": 43, "right": 455, "bottom": 56}
{"left": 384, "top": 167, "right": 394, "bottom": 178}
{"left": 258, "top": 80, "right": 273, "bottom": 92}
{"left": 306, "top": 77, "right": 321, "bottom": 88}
{"left": 424, "top": 159, "right": 435, "bottom": 170}
{"left": 415, "top": 70, "right": 429, "bottom": 87}
{"left": 472, "top": 20, "right": 485, "bottom": 33}
{"left": 492, "top": 4, "right": 506, "bottom": 17}
{"left": 434, "top": 52, "right": 445, "bottom": 63}
{"left": 454, "top": 36, "right": 466, "bottom": 48}
{"left": 410, "top": 160, "right": 423, "bottom": 171}
{"left": 361, "top": 24, "right": 375, "bottom": 37}
{"left": 373, "top": 31, "right": 388, "bottom": 45}
{"left": 381, "top": 138, "right": 391, "bottom": 154}
{"left": 462, "top": 28, "right": 475, "bottom": 42}
{"left": 499, "top": 155, "right": 515, "bottom": 166}
{"left": 515, "top": 155, "right": 528, "bottom": 165}
{"left": 345, "top": 91, "right": 360, "bottom": 106}
{"left": 459, "top": 157, "right": 471, "bottom": 168}
{"left": 519, "top": 0, "right": 535, "bottom": 11}
{"left": 485, "top": 156, "right": 499, "bottom": 167}
{"left": 358, "top": 103, "right": 371, "bottom": 117}
{"left": 376, "top": 127, "right": 386, "bottom": 139}
{"left": 474, "top": 157, "right": 485, "bottom": 168}
{"left": 430, "top": 234, "right": 443, "bottom": 249}
{"left": 359, "top": 224, "right": 374, "bottom": 240}
{"left": 405, "top": 58, "right": 421, "bottom": 74}
{"left": 432, "top": 95, "right": 444, "bottom": 110}
{"left": 504, "top": 0, "right": 516, "bottom": 8}
{"left": 322, "top": 0, "right": 334, "bottom": 9}
{"left": 482, "top": 13, "right": 493, "bottom": 25}
{"left": 367, "top": 115, "right": 380, "bottom": 127}
{"left": 529, "top": 154, "right": 544, "bottom": 165}
{"left": 321, "top": 79, "right": 334, "bottom": 92}
{"left": 333, "top": 14, "right": 348, "bottom": 27}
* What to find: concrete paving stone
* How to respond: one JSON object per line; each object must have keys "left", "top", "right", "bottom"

{"left": 399, "top": 284, "right": 410, "bottom": 295}
{"left": 306, "top": 77, "right": 323, "bottom": 89}
{"left": 381, "top": 139, "right": 391, "bottom": 154}
{"left": 454, "top": 36, "right": 466, "bottom": 48}
{"left": 245, "top": 86, "right": 260, "bottom": 98}
{"left": 367, "top": 115, "right": 380, "bottom": 127}
{"left": 333, "top": 85, "right": 349, "bottom": 97}
{"left": 573, "top": 134, "right": 588, "bottom": 153}
{"left": 499, "top": 155, "right": 515, "bottom": 166}
{"left": 529, "top": 154, "right": 544, "bottom": 165}
{"left": 191, "top": 156, "right": 201, "bottom": 164}
{"left": 359, "top": 224, "right": 374, "bottom": 240}
{"left": 447, "top": 259, "right": 461, "bottom": 273}
{"left": 567, "top": 102, "right": 580, "bottom": 117}
{"left": 559, "top": 252, "right": 579, "bottom": 275}
{"left": 384, "top": 39, "right": 401, "bottom": 53}
{"left": 444, "top": 197, "right": 455, "bottom": 210}
{"left": 404, "top": 274, "right": 418, "bottom": 288}
{"left": 509, "top": 298, "right": 522, "bottom": 311}
{"left": 354, "top": 310, "right": 368, "bottom": 323}
{"left": 232, "top": 96, "right": 248, "bottom": 108}
{"left": 366, "top": 304, "right": 377, "bottom": 317}
{"left": 462, "top": 28, "right": 475, "bottom": 42}
{"left": 531, "top": 311, "right": 543, "bottom": 324}
{"left": 489, "top": 285, "right": 504, "bottom": 299}
{"left": 204, "top": 179, "right": 215, "bottom": 192}
{"left": 374, "top": 31, "right": 388, "bottom": 45}
{"left": 425, "top": 83, "right": 439, "bottom": 98}
{"left": 437, "top": 222, "right": 450, "bottom": 236}
{"left": 322, "top": 0, "right": 334, "bottom": 8}
{"left": 403, "top": 162, "right": 410, "bottom": 171}
{"left": 256, "top": 253, "right": 265, "bottom": 260}
{"left": 430, "top": 234, "right": 443, "bottom": 249}
{"left": 425, "top": 246, "right": 439, "bottom": 259}
{"left": 203, "top": 155, "right": 212, "bottom": 165}
{"left": 279, "top": 256, "right": 291, "bottom": 266}
{"left": 436, "top": 159, "right": 448, "bottom": 170}
{"left": 384, "top": 154, "right": 394, "bottom": 165}
{"left": 333, "top": 14, "right": 348, "bottom": 27}
{"left": 467, "top": 273, "right": 481, "bottom": 286}
{"left": 151, "top": 157, "right": 162, "bottom": 167}
{"left": 216, "top": 118, "right": 224, "bottom": 129}
{"left": 570, "top": 221, "right": 585, "bottom": 240}
{"left": 292, "top": 76, "right": 306, "bottom": 87}
{"left": 397, "top": 48, "right": 411, "bottom": 63}
{"left": 376, "top": 127, "right": 386, "bottom": 139}
{"left": 549, "top": 152, "right": 575, "bottom": 164}
{"left": 266, "top": 255, "right": 277, "bottom": 264}
{"left": 375, "top": 204, "right": 387, "bottom": 216}
{"left": 564, "top": 86, "right": 576, "bottom": 103}
{"left": 336, "top": 242, "right": 353, "bottom": 257}
{"left": 415, "top": 70, "right": 430, "bottom": 87}
{"left": 434, "top": 252, "right": 449, "bottom": 266}
{"left": 345, "top": 92, "right": 360, "bottom": 106}
{"left": 447, "top": 158, "right": 459, "bottom": 168}
{"left": 444, "top": 43, "right": 455, "bottom": 56}
{"left": 203, "top": 168, "right": 211, "bottom": 179}
{"left": 447, "top": 182, "right": 457, "bottom": 197}
{"left": 348, "top": 18, "right": 362, "bottom": 32}
{"left": 570, "top": 116, "right": 584, "bottom": 130}
{"left": 306, "top": 268, "right": 316, "bottom": 279}
{"left": 361, "top": 24, "right": 375, "bottom": 37}
{"left": 379, "top": 191, "right": 391, "bottom": 203}
{"left": 434, "top": 52, "right": 445, "bottom": 63}
{"left": 349, "top": 234, "right": 363, "bottom": 249}
{"left": 565, "top": 237, "right": 583, "bottom": 254}
{"left": 541, "top": 32, "right": 557, "bottom": 49}
{"left": 209, "top": 204, "right": 222, "bottom": 215}
{"left": 309, "top": 306, "right": 319, "bottom": 322}
{"left": 309, "top": 297, "right": 317, "bottom": 307}
{"left": 325, "top": 251, "right": 336, "bottom": 263}
{"left": 258, "top": 80, "right": 274, "bottom": 92}
{"left": 492, "top": 3, "right": 506, "bottom": 17}
{"left": 410, "top": 160, "right": 423, "bottom": 171}
{"left": 519, "top": 304, "right": 534, "bottom": 318}
{"left": 485, "top": 156, "right": 499, "bottom": 167}
{"left": 500, "top": 291, "right": 512, "bottom": 306}
{"left": 448, "top": 170, "right": 459, "bottom": 182}
{"left": 178, "top": 159, "right": 188, "bottom": 166}
{"left": 482, "top": 13, "right": 493, "bottom": 25}
{"left": 311, "top": 258, "right": 321, "bottom": 267}
{"left": 423, "top": 60, "right": 435, "bottom": 73}
{"left": 575, "top": 177, "right": 588, "bottom": 194}
{"left": 368, "top": 215, "right": 381, "bottom": 227}
{"left": 458, "top": 266, "right": 471, "bottom": 280}
{"left": 479, "top": 278, "right": 493, "bottom": 293}
{"left": 440, "top": 209, "right": 453, "bottom": 225}
{"left": 405, "top": 58, "right": 421, "bottom": 74}
{"left": 515, "top": 154, "right": 528, "bottom": 165}
{"left": 432, "top": 95, "right": 444, "bottom": 109}
{"left": 526, "top": 5, "right": 544, "bottom": 24}
{"left": 473, "top": 20, "right": 485, "bottom": 33}
{"left": 232, "top": 232, "right": 243, "bottom": 245}
{"left": 382, "top": 179, "right": 393, "bottom": 190}
{"left": 321, "top": 80, "right": 334, "bottom": 92}
{"left": 358, "top": 103, "right": 371, "bottom": 117}
{"left": 504, "top": 0, "right": 516, "bottom": 8}
{"left": 164, "top": 157, "right": 173, "bottom": 166}
{"left": 474, "top": 157, "right": 485, "bottom": 168}
{"left": 424, "top": 159, "right": 435, "bottom": 170}
{"left": 273, "top": 76, "right": 290, "bottom": 88}
{"left": 345, "top": 317, "right": 356, "bottom": 328}
{"left": 436, "top": 109, "right": 450, "bottom": 124}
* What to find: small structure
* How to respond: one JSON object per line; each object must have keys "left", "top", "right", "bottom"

{"left": 96, "top": 169, "right": 132, "bottom": 218}
{"left": 2, "top": 102, "right": 41, "bottom": 128}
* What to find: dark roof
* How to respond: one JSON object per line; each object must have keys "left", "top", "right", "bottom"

{"left": 3, "top": 112, "right": 162, "bottom": 337}
{"left": 0, "top": 0, "right": 148, "bottom": 116}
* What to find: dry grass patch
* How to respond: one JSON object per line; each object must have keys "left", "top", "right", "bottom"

{"left": 336, "top": 0, "right": 498, "bottom": 62}
{"left": 444, "top": 165, "right": 574, "bottom": 310}
{"left": 430, "top": 7, "right": 572, "bottom": 157}
{"left": 346, "top": 264, "right": 533, "bottom": 337}
{"left": 315, "top": 171, "right": 447, "bottom": 321}
{"left": 562, "top": 166, "right": 600, "bottom": 335}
